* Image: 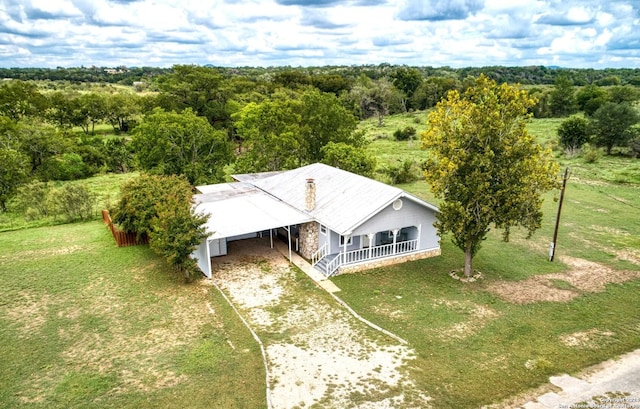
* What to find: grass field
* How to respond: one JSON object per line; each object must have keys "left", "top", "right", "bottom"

{"left": 1, "top": 113, "right": 639, "bottom": 408}
{"left": 0, "top": 222, "right": 265, "bottom": 409}
{"left": 335, "top": 114, "right": 640, "bottom": 407}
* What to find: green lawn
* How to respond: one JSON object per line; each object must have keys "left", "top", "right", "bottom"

{"left": 333, "top": 115, "right": 640, "bottom": 408}
{"left": 0, "top": 222, "right": 266, "bottom": 409}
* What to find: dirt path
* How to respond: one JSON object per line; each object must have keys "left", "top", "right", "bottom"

{"left": 209, "top": 239, "right": 431, "bottom": 409}
{"left": 486, "top": 255, "right": 640, "bottom": 304}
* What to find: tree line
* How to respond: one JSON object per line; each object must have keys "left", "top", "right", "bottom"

{"left": 2, "top": 64, "right": 640, "bottom": 87}
{"left": 2, "top": 64, "right": 639, "bottom": 217}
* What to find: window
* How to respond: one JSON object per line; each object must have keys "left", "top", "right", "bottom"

{"left": 393, "top": 198, "right": 403, "bottom": 210}
{"left": 320, "top": 224, "right": 327, "bottom": 235}
{"left": 340, "top": 235, "right": 352, "bottom": 246}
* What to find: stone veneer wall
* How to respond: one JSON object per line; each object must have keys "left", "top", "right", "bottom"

{"left": 298, "top": 222, "right": 318, "bottom": 260}
{"left": 338, "top": 248, "right": 441, "bottom": 275}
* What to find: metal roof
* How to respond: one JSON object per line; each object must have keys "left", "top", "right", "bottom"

{"left": 194, "top": 182, "right": 313, "bottom": 240}
{"left": 245, "top": 163, "right": 439, "bottom": 235}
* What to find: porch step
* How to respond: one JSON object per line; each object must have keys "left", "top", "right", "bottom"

{"left": 314, "top": 258, "right": 328, "bottom": 275}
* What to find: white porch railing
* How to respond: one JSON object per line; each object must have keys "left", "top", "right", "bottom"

{"left": 342, "top": 239, "right": 418, "bottom": 265}
{"left": 311, "top": 243, "right": 328, "bottom": 266}
{"left": 319, "top": 239, "right": 419, "bottom": 277}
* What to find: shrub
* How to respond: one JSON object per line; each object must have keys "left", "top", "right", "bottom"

{"left": 51, "top": 183, "right": 97, "bottom": 222}
{"left": 13, "top": 180, "right": 53, "bottom": 220}
{"left": 557, "top": 116, "right": 590, "bottom": 153}
{"left": 105, "top": 138, "right": 134, "bottom": 173}
{"left": 393, "top": 126, "right": 417, "bottom": 141}
{"left": 384, "top": 159, "right": 419, "bottom": 184}
{"left": 39, "top": 153, "right": 93, "bottom": 181}
{"left": 629, "top": 137, "right": 640, "bottom": 158}
{"left": 582, "top": 144, "right": 602, "bottom": 163}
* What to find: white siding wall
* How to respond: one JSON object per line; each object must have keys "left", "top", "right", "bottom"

{"left": 209, "top": 238, "right": 228, "bottom": 257}
{"left": 192, "top": 239, "right": 211, "bottom": 278}
{"left": 351, "top": 199, "right": 439, "bottom": 250}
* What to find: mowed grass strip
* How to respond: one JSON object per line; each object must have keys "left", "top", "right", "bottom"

{"left": 0, "top": 222, "right": 265, "bottom": 409}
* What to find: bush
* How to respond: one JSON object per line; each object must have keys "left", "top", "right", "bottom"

{"left": 582, "top": 144, "right": 602, "bottom": 163}
{"left": 51, "top": 183, "right": 97, "bottom": 222}
{"left": 558, "top": 116, "right": 590, "bottom": 153}
{"left": 630, "top": 137, "right": 640, "bottom": 158}
{"left": 105, "top": 138, "right": 134, "bottom": 173}
{"left": 393, "top": 126, "right": 417, "bottom": 141}
{"left": 39, "top": 153, "right": 93, "bottom": 181}
{"left": 384, "top": 159, "right": 420, "bottom": 184}
{"left": 13, "top": 180, "right": 53, "bottom": 220}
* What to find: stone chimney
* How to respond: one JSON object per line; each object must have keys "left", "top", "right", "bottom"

{"left": 305, "top": 178, "right": 316, "bottom": 211}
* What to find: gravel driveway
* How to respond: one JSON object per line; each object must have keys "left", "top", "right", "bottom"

{"left": 210, "top": 239, "right": 431, "bottom": 409}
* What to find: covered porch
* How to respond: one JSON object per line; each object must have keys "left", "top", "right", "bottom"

{"left": 311, "top": 226, "right": 425, "bottom": 277}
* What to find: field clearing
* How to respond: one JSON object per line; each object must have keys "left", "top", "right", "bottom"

{"left": 0, "top": 222, "right": 265, "bottom": 409}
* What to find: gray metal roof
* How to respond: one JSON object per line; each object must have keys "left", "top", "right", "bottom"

{"left": 246, "top": 163, "right": 439, "bottom": 235}
{"left": 194, "top": 182, "right": 312, "bottom": 240}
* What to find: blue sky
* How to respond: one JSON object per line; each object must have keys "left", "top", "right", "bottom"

{"left": 0, "top": 0, "right": 639, "bottom": 68}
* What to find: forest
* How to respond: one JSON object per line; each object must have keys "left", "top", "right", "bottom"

{"left": 1, "top": 64, "right": 639, "bottom": 225}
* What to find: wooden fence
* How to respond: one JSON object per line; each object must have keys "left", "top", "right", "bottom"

{"left": 101, "top": 209, "right": 148, "bottom": 247}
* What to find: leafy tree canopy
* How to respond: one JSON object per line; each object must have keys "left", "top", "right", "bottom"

{"left": 320, "top": 142, "right": 376, "bottom": 177}
{"left": 590, "top": 102, "right": 640, "bottom": 154}
{"left": 113, "top": 174, "right": 207, "bottom": 280}
{"left": 132, "top": 108, "right": 233, "bottom": 185}
{"left": 156, "top": 65, "right": 234, "bottom": 129}
{"left": 557, "top": 116, "right": 590, "bottom": 152}
{"left": 0, "top": 148, "right": 30, "bottom": 212}
{"left": 234, "top": 88, "right": 360, "bottom": 172}
{"left": 422, "top": 75, "right": 559, "bottom": 277}
{"left": 549, "top": 75, "right": 578, "bottom": 117}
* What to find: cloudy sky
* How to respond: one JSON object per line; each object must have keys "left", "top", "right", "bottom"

{"left": 1, "top": 0, "right": 639, "bottom": 68}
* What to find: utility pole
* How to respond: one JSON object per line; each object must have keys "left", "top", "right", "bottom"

{"left": 549, "top": 167, "right": 570, "bottom": 262}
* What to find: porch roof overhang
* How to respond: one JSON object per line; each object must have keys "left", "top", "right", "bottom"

{"left": 194, "top": 182, "right": 313, "bottom": 241}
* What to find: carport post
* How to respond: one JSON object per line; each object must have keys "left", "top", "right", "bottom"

{"left": 287, "top": 225, "right": 292, "bottom": 263}
{"left": 269, "top": 229, "right": 273, "bottom": 248}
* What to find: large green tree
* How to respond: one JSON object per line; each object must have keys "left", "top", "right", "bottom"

{"left": 299, "top": 88, "right": 359, "bottom": 163}
{"left": 320, "top": 142, "right": 376, "bottom": 177}
{"left": 113, "top": 174, "right": 208, "bottom": 280}
{"left": 576, "top": 84, "right": 609, "bottom": 116}
{"left": 422, "top": 75, "right": 559, "bottom": 277}
{"left": 0, "top": 148, "right": 29, "bottom": 212}
{"left": 557, "top": 116, "right": 590, "bottom": 153}
{"left": 105, "top": 93, "right": 140, "bottom": 133}
{"left": 590, "top": 102, "right": 640, "bottom": 154}
{"left": 549, "top": 75, "right": 577, "bottom": 117}
{"left": 0, "top": 80, "right": 45, "bottom": 121}
{"left": 233, "top": 93, "right": 303, "bottom": 172}
{"left": 132, "top": 108, "right": 233, "bottom": 185}
{"left": 156, "top": 65, "right": 233, "bottom": 129}
{"left": 233, "top": 89, "right": 361, "bottom": 172}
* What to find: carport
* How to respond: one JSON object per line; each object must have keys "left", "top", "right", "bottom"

{"left": 191, "top": 182, "right": 313, "bottom": 278}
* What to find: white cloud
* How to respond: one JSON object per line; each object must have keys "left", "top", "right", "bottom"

{"left": 0, "top": 0, "right": 637, "bottom": 68}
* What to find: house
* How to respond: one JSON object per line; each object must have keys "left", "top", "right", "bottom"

{"left": 192, "top": 163, "right": 440, "bottom": 278}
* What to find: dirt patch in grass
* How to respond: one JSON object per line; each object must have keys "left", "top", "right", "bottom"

{"left": 2, "top": 290, "right": 52, "bottom": 336}
{"left": 559, "top": 329, "right": 616, "bottom": 349}
{"left": 6, "top": 245, "right": 85, "bottom": 261}
{"left": 212, "top": 238, "right": 432, "bottom": 409}
{"left": 486, "top": 256, "right": 640, "bottom": 304}
{"left": 431, "top": 299, "right": 501, "bottom": 340}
